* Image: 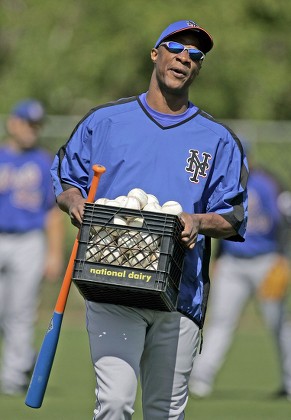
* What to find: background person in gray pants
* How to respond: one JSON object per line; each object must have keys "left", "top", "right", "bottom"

{"left": 0, "top": 99, "right": 64, "bottom": 395}
{"left": 189, "top": 158, "right": 291, "bottom": 401}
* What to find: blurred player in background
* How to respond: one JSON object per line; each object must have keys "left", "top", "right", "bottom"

{"left": 189, "top": 143, "right": 291, "bottom": 401}
{"left": 0, "top": 99, "right": 64, "bottom": 396}
{"left": 51, "top": 19, "right": 248, "bottom": 419}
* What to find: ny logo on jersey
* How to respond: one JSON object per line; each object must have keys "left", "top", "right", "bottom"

{"left": 185, "top": 149, "right": 212, "bottom": 183}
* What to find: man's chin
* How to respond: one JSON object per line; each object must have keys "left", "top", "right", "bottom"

{"left": 164, "top": 84, "right": 189, "bottom": 97}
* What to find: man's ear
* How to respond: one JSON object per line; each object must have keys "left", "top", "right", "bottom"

{"left": 151, "top": 48, "right": 158, "bottom": 63}
{"left": 6, "top": 116, "right": 16, "bottom": 135}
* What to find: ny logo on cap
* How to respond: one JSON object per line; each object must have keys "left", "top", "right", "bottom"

{"left": 186, "top": 20, "right": 199, "bottom": 28}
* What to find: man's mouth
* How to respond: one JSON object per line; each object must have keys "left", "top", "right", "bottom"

{"left": 170, "top": 67, "right": 187, "bottom": 78}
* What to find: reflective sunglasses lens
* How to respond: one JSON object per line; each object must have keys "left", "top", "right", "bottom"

{"left": 167, "top": 42, "right": 184, "bottom": 54}
{"left": 189, "top": 51, "right": 204, "bottom": 61}
{"left": 167, "top": 42, "right": 204, "bottom": 61}
{"left": 167, "top": 42, "right": 184, "bottom": 53}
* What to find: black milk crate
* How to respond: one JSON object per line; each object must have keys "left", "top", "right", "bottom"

{"left": 72, "top": 202, "right": 185, "bottom": 311}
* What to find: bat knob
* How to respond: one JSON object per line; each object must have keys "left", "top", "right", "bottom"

{"left": 92, "top": 164, "right": 106, "bottom": 175}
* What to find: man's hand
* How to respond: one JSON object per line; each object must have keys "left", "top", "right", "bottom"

{"left": 179, "top": 212, "right": 201, "bottom": 249}
{"left": 57, "top": 187, "right": 86, "bottom": 228}
{"left": 179, "top": 212, "right": 237, "bottom": 249}
{"left": 68, "top": 198, "right": 87, "bottom": 228}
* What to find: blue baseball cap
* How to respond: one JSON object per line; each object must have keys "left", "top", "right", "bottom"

{"left": 154, "top": 20, "right": 213, "bottom": 54}
{"left": 11, "top": 99, "right": 45, "bottom": 123}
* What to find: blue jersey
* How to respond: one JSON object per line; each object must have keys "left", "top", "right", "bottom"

{"left": 220, "top": 168, "right": 282, "bottom": 258}
{"left": 0, "top": 145, "right": 56, "bottom": 232}
{"left": 51, "top": 95, "right": 248, "bottom": 327}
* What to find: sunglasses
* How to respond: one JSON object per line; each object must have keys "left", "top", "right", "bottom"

{"left": 159, "top": 41, "right": 205, "bottom": 62}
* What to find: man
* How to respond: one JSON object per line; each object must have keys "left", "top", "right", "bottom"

{"left": 189, "top": 151, "right": 291, "bottom": 400}
{"left": 51, "top": 20, "right": 248, "bottom": 419}
{"left": 0, "top": 99, "right": 64, "bottom": 395}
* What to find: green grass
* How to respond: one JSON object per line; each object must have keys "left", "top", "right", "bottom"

{"left": 1, "top": 284, "right": 291, "bottom": 419}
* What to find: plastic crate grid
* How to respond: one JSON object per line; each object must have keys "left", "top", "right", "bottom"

{"left": 72, "top": 203, "right": 185, "bottom": 311}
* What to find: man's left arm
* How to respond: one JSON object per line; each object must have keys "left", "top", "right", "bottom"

{"left": 179, "top": 212, "right": 236, "bottom": 249}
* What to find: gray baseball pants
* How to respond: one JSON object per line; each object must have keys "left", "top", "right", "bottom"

{"left": 86, "top": 301, "right": 200, "bottom": 419}
{"left": 0, "top": 231, "right": 45, "bottom": 391}
{"left": 189, "top": 253, "right": 291, "bottom": 394}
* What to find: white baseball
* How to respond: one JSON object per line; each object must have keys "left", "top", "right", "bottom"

{"left": 105, "top": 199, "right": 121, "bottom": 207}
{"left": 95, "top": 229, "right": 114, "bottom": 246}
{"left": 140, "top": 232, "right": 160, "bottom": 251}
{"left": 114, "top": 195, "right": 128, "bottom": 207}
{"left": 161, "top": 200, "right": 183, "bottom": 215}
{"left": 128, "top": 188, "right": 148, "bottom": 209}
{"left": 113, "top": 215, "right": 128, "bottom": 226}
{"left": 127, "top": 217, "right": 144, "bottom": 228}
{"left": 110, "top": 217, "right": 127, "bottom": 239}
{"left": 124, "top": 196, "right": 141, "bottom": 210}
{"left": 143, "top": 202, "right": 162, "bottom": 212}
{"left": 99, "top": 247, "right": 123, "bottom": 265}
{"left": 117, "top": 231, "right": 139, "bottom": 250}
{"left": 90, "top": 224, "right": 102, "bottom": 236}
{"left": 127, "top": 251, "right": 151, "bottom": 268}
{"left": 95, "top": 197, "right": 109, "bottom": 205}
{"left": 146, "top": 193, "right": 159, "bottom": 205}
{"left": 149, "top": 251, "right": 159, "bottom": 270}
{"left": 86, "top": 244, "right": 100, "bottom": 262}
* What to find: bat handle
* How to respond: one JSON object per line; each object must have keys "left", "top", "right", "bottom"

{"left": 87, "top": 164, "right": 106, "bottom": 202}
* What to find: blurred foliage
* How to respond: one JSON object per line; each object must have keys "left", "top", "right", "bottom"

{"left": 0, "top": 0, "right": 290, "bottom": 119}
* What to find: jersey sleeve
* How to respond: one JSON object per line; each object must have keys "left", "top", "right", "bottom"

{"left": 51, "top": 116, "right": 93, "bottom": 198}
{"left": 206, "top": 133, "right": 249, "bottom": 241}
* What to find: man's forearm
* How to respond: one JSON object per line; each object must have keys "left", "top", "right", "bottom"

{"left": 196, "top": 212, "right": 236, "bottom": 238}
{"left": 179, "top": 212, "right": 236, "bottom": 249}
{"left": 56, "top": 187, "right": 83, "bottom": 213}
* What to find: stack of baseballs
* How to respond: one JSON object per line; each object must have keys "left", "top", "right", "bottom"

{"left": 87, "top": 188, "right": 183, "bottom": 269}
{"left": 95, "top": 187, "right": 183, "bottom": 219}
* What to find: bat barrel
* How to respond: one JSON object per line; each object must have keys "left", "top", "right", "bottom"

{"left": 25, "top": 312, "right": 63, "bottom": 408}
